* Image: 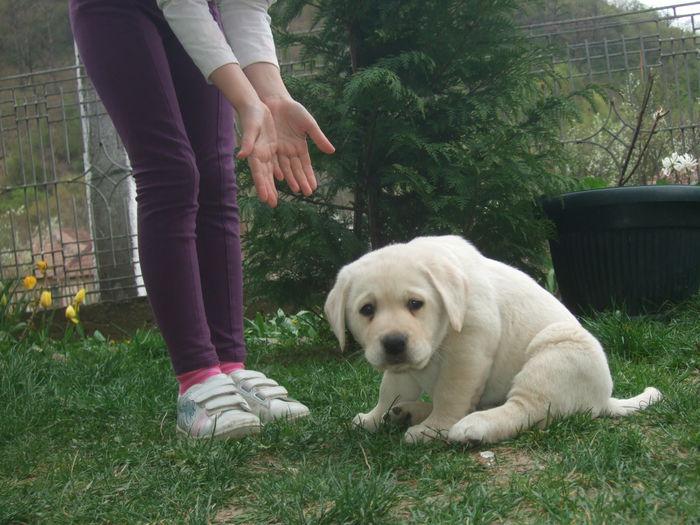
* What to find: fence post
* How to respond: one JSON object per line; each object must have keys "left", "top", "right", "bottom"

{"left": 75, "top": 50, "right": 139, "bottom": 302}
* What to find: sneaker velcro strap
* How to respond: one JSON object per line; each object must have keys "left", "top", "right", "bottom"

{"left": 251, "top": 385, "right": 289, "bottom": 400}
{"left": 190, "top": 383, "right": 238, "bottom": 404}
{"left": 205, "top": 394, "right": 247, "bottom": 412}
{"left": 235, "top": 370, "right": 266, "bottom": 379}
{"left": 240, "top": 376, "right": 280, "bottom": 390}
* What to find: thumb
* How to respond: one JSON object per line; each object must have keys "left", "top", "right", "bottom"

{"left": 298, "top": 109, "right": 335, "bottom": 154}
{"left": 237, "top": 131, "right": 256, "bottom": 160}
{"left": 307, "top": 123, "right": 335, "bottom": 155}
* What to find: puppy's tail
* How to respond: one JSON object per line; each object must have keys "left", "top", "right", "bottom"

{"left": 604, "top": 387, "right": 663, "bottom": 417}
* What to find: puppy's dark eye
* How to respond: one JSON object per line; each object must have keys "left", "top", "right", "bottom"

{"left": 359, "top": 304, "right": 375, "bottom": 317}
{"left": 407, "top": 299, "right": 424, "bottom": 312}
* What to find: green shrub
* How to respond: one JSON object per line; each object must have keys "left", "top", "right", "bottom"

{"left": 244, "top": 309, "right": 334, "bottom": 346}
{"left": 240, "top": 0, "right": 585, "bottom": 308}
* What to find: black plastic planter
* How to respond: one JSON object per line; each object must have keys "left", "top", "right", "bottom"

{"left": 543, "top": 185, "right": 700, "bottom": 315}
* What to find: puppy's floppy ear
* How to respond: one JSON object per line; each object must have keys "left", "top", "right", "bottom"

{"left": 423, "top": 255, "right": 468, "bottom": 332}
{"left": 324, "top": 266, "right": 352, "bottom": 350}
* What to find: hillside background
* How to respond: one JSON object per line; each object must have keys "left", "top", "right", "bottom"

{"left": 0, "top": 0, "right": 673, "bottom": 76}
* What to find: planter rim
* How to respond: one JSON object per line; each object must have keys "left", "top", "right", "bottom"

{"left": 544, "top": 184, "right": 700, "bottom": 211}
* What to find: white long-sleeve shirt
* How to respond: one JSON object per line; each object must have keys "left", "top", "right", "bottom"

{"left": 157, "top": 0, "right": 279, "bottom": 80}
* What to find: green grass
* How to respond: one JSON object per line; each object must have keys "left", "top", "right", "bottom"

{"left": 1, "top": 299, "right": 699, "bottom": 524}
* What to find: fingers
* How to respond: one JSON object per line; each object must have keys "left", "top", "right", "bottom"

{"left": 291, "top": 155, "right": 316, "bottom": 196}
{"left": 240, "top": 139, "right": 278, "bottom": 208}
{"left": 296, "top": 152, "right": 318, "bottom": 193}
{"left": 273, "top": 156, "right": 284, "bottom": 182}
{"left": 299, "top": 151, "right": 318, "bottom": 191}
{"left": 277, "top": 145, "right": 317, "bottom": 196}
{"left": 249, "top": 157, "right": 277, "bottom": 208}
{"left": 277, "top": 155, "right": 298, "bottom": 193}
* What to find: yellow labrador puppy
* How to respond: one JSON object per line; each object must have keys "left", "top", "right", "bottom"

{"left": 324, "top": 235, "right": 662, "bottom": 444}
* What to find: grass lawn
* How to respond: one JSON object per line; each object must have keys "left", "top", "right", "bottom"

{"left": 1, "top": 299, "right": 699, "bottom": 524}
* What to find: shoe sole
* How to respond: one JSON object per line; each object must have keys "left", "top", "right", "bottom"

{"left": 256, "top": 407, "right": 311, "bottom": 423}
{"left": 176, "top": 421, "right": 261, "bottom": 440}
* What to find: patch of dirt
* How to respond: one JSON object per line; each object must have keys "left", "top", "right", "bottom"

{"left": 473, "top": 446, "right": 542, "bottom": 486}
{"left": 212, "top": 504, "right": 255, "bottom": 524}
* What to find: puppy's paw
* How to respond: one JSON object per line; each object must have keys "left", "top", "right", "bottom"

{"left": 447, "top": 412, "right": 495, "bottom": 445}
{"left": 383, "top": 405, "right": 413, "bottom": 427}
{"left": 383, "top": 401, "right": 433, "bottom": 427}
{"left": 352, "top": 412, "right": 382, "bottom": 432}
{"left": 403, "top": 423, "right": 447, "bottom": 444}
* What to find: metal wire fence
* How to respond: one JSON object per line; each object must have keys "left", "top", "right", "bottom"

{"left": 523, "top": 2, "right": 700, "bottom": 184}
{"left": 0, "top": 65, "right": 140, "bottom": 307}
{"left": 1, "top": 3, "right": 699, "bottom": 307}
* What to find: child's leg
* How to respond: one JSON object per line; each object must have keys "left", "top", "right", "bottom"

{"left": 170, "top": 1, "right": 247, "bottom": 367}
{"left": 69, "top": 0, "right": 220, "bottom": 375}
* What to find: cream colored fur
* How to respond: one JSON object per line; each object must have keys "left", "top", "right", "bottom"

{"left": 324, "top": 235, "right": 662, "bottom": 444}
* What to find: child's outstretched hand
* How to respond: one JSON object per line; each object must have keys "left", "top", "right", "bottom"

{"left": 235, "top": 100, "right": 279, "bottom": 207}
{"left": 265, "top": 97, "right": 335, "bottom": 196}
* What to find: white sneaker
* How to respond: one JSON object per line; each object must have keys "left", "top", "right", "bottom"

{"left": 176, "top": 374, "right": 261, "bottom": 439}
{"left": 229, "top": 369, "right": 310, "bottom": 422}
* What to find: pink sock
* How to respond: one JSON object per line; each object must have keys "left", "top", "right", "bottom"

{"left": 177, "top": 365, "right": 222, "bottom": 394}
{"left": 220, "top": 361, "right": 245, "bottom": 374}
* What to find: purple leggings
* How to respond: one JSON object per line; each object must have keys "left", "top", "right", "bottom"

{"left": 69, "top": 0, "right": 246, "bottom": 374}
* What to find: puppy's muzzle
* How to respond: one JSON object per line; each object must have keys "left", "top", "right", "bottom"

{"left": 381, "top": 333, "right": 408, "bottom": 363}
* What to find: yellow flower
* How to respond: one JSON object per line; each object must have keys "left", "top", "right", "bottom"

{"left": 36, "top": 260, "right": 48, "bottom": 273}
{"left": 23, "top": 275, "right": 37, "bottom": 290}
{"left": 74, "top": 288, "right": 86, "bottom": 305}
{"left": 40, "top": 290, "right": 52, "bottom": 308}
{"left": 65, "top": 304, "right": 79, "bottom": 324}
{"left": 1, "top": 294, "right": 6, "bottom": 307}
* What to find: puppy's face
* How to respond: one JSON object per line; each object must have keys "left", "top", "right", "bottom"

{"left": 325, "top": 243, "right": 468, "bottom": 372}
{"left": 347, "top": 263, "right": 449, "bottom": 371}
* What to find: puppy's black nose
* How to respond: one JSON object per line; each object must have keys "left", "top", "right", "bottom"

{"left": 382, "top": 333, "right": 407, "bottom": 355}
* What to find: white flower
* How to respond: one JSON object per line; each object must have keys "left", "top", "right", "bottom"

{"left": 661, "top": 155, "right": 674, "bottom": 177}
{"left": 677, "top": 153, "right": 697, "bottom": 173}
{"left": 659, "top": 152, "right": 699, "bottom": 183}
